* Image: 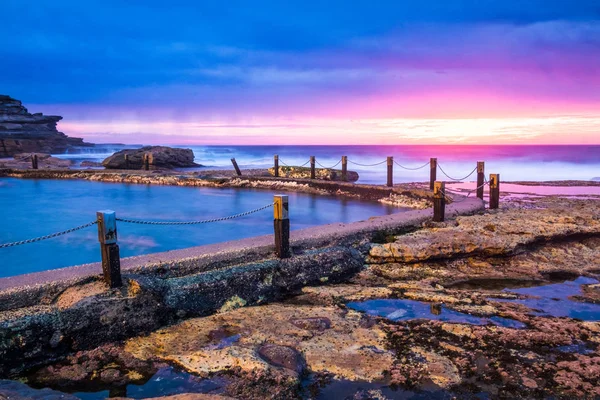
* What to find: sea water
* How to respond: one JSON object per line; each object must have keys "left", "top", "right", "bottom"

{"left": 57, "top": 144, "right": 600, "bottom": 184}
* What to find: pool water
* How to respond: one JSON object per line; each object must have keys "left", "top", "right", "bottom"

{"left": 0, "top": 178, "right": 399, "bottom": 277}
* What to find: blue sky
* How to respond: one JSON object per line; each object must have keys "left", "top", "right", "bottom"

{"left": 1, "top": 1, "right": 599, "bottom": 144}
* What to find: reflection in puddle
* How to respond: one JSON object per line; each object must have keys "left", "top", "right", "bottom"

{"left": 498, "top": 277, "right": 600, "bottom": 320}
{"left": 10, "top": 367, "right": 228, "bottom": 400}
{"left": 347, "top": 299, "right": 525, "bottom": 328}
{"left": 313, "top": 378, "right": 454, "bottom": 399}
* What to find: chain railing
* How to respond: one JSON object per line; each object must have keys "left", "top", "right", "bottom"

{"left": 347, "top": 159, "right": 388, "bottom": 167}
{"left": 116, "top": 202, "right": 274, "bottom": 225}
{"left": 393, "top": 160, "right": 431, "bottom": 171}
{"left": 441, "top": 180, "right": 490, "bottom": 203}
{"left": 0, "top": 196, "right": 287, "bottom": 288}
{"left": 315, "top": 159, "right": 342, "bottom": 169}
{"left": 0, "top": 221, "right": 98, "bottom": 249}
{"left": 437, "top": 164, "right": 478, "bottom": 181}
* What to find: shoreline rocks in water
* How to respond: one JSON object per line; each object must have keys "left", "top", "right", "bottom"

{"left": 0, "top": 95, "right": 93, "bottom": 157}
{"left": 268, "top": 166, "right": 359, "bottom": 182}
{"left": 102, "top": 146, "right": 201, "bottom": 169}
{"left": 0, "top": 153, "right": 71, "bottom": 169}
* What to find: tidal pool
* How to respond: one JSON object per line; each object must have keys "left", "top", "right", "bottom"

{"left": 347, "top": 299, "right": 526, "bottom": 328}
{"left": 0, "top": 178, "right": 400, "bottom": 277}
{"left": 497, "top": 276, "right": 600, "bottom": 320}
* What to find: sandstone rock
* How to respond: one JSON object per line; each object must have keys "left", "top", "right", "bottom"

{"left": 368, "top": 203, "right": 600, "bottom": 265}
{"left": 125, "top": 304, "right": 395, "bottom": 382}
{"left": 268, "top": 166, "right": 359, "bottom": 182}
{"left": 0, "top": 95, "right": 92, "bottom": 157}
{"left": 80, "top": 160, "right": 103, "bottom": 167}
{"left": 102, "top": 146, "right": 199, "bottom": 169}
{"left": 0, "top": 152, "right": 71, "bottom": 168}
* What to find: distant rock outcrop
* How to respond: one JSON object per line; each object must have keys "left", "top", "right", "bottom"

{"left": 102, "top": 146, "right": 200, "bottom": 169}
{"left": 0, "top": 95, "right": 93, "bottom": 157}
{"left": 268, "top": 166, "right": 359, "bottom": 182}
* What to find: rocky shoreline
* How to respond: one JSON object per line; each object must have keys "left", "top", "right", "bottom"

{"left": 0, "top": 168, "right": 435, "bottom": 209}
{"left": 0, "top": 186, "right": 599, "bottom": 398}
{"left": 0, "top": 95, "right": 92, "bottom": 156}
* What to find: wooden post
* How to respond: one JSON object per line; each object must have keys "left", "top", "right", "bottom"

{"left": 430, "top": 158, "right": 437, "bottom": 191}
{"left": 476, "top": 161, "right": 485, "bottom": 200}
{"left": 341, "top": 156, "right": 348, "bottom": 182}
{"left": 274, "top": 195, "right": 290, "bottom": 258}
{"left": 489, "top": 173, "right": 500, "bottom": 209}
{"left": 433, "top": 181, "right": 445, "bottom": 222}
{"left": 32, "top": 154, "right": 38, "bottom": 169}
{"left": 387, "top": 156, "right": 393, "bottom": 187}
{"left": 124, "top": 154, "right": 130, "bottom": 169}
{"left": 96, "top": 210, "right": 122, "bottom": 288}
{"left": 231, "top": 158, "right": 242, "bottom": 176}
{"left": 274, "top": 155, "right": 279, "bottom": 177}
{"left": 143, "top": 154, "right": 150, "bottom": 171}
{"left": 310, "top": 156, "right": 316, "bottom": 179}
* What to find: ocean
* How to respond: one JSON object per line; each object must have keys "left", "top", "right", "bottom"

{"left": 57, "top": 144, "right": 600, "bottom": 184}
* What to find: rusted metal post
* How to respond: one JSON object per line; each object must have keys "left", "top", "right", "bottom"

{"left": 476, "top": 161, "right": 485, "bottom": 200}
{"left": 310, "top": 156, "right": 316, "bottom": 179}
{"left": 387, "top": 156, "right": 393, "bottom": 187}
{"left": 32, "top": 154, "right": 38, "bottom": 169}
{"left": 274, "top": 195, "right": 290, "bottom": 258}
{"left": 124, "top": 154, "right": 130, "bottom": 169}
{"left": 274, "top": 155, "right": 279, "bottom": 177}
{"left": 430, "top": 158, "right": 437, "bottom": 191}
{"left": 341, "top": 156, "right": 348, "bottom": 181}
{"left": 433, "top": 181, "right": 445, "bottom": 222}
{"left": 231, "top": 158, "right": 242, "bottom": 176}
{"left": 143, "top": 153, "right": 150, "bottom": 171}
{"left": 96, "top": 210, "right": 122, "bottom": 288}
{"left": 489, "top": 173, "right": 500, "bottom": 209}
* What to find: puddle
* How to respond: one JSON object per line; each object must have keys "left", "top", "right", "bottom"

{"left": 204, "top": 333, "right": 241, "bottom": 350}
{"left": 497, "top": 277, "right": 600, "bottom": 320}
{"left": 306, "top": 378, "right": 456, "bottom": 400}
{"left": 555, "top": 343, "right": 595, "bottom": 355}
{"left": 347, "top": 299, "right": 525, "bottom": 328}
{"left": 15, "top": 367, "right": 228, "bottom": 400}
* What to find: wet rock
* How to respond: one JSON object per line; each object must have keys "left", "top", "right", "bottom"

{"left": 289, "top": 317, "right": 331, "bottom": 331}
{"left": 126, "top": 304, "right": 395, "bottom": 382}
{"left": 368, "top": 203, "right": 600, "bottom": 265}
{"left": 257, "top": 344, "right": 306, "bottom": 374}
{"left": 102, "top": 146, "right": 199, "bottom": 169}
{"left": 29, "top": 343, "right": 155, "bottom": 390}
{"left": 268, "top": 165, "right": 359, "bottom": 182}
{"left": 80, "top": 160, "right": 103, "bottom": 167}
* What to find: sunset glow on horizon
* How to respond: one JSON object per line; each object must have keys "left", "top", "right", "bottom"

{"left": 2, "top": 1, "right": 599, "bottom": 145}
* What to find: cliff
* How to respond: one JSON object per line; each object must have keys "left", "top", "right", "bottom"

{"left": 0, "top": 95, "right": 93, "bottom": 157}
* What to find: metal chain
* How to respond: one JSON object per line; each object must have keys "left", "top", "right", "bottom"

{"left": 315, "top": 159, "right": 342, "bottom": 169}
{"left": 0, "top": 221, "right": 98, "bottom": 249}
{"left": 442, "top": 180, "right": 490, "bottom": 202}
{"left": 437, "top": 164, "right": 478, "bottom": 181}
{"left": 393, "top": 160, "right": 430, "bottom": 171}
{"left": 116, "top": 203, "right": 274, "bottom": 225}
{"left": 347, "top": 159, "right": 387, "bottom": 167}
{"left": 278, "top": 159, "right": 310, "bottom": 167}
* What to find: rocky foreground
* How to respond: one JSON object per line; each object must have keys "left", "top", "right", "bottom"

{"left": 5, "top": 194, "right": 599, "bottom": 399}
{"left": 0, "top": 95, "right": 92, "bottom": 156}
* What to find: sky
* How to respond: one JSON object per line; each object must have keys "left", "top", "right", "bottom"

{"left": 1, "top": 0, "right": 599, "bottom": 145}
